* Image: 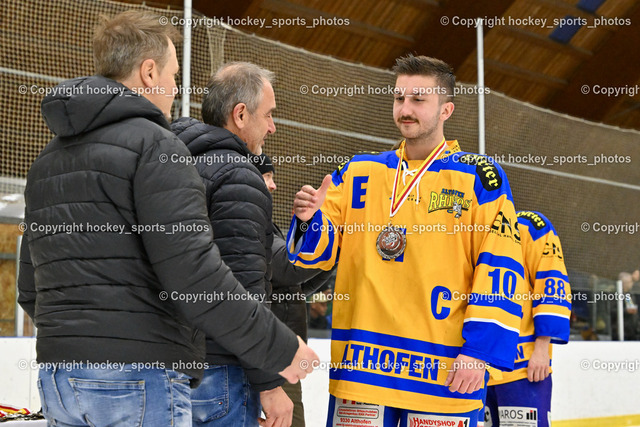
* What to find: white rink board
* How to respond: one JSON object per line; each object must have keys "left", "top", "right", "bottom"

{"left": 0, "top": 337, "right": 40, "bottom": 410}
{"left": 302, "top": 338, "right": 332, "bottom": 425}
{"left": 551, "top": 341, "right": 640, "bottom": 421}
{"left": 301, "top": 339, "right": 640, "bottom": 426}
{"left": 2, "top": 338, "right": 640, "bottom": 425}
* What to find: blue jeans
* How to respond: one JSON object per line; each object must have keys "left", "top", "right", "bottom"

{"left": 191, "top": 365, "right": 261, "bottom": 426}
{"left": 37, "top": 365, "right": 191, "bottom": 426}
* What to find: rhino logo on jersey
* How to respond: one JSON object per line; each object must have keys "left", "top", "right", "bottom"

{"left": 452, "top": 201, "right": 462, "bottom": 218}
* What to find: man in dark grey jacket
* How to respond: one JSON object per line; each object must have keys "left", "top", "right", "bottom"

{"left": 172, "top": 62, "right": 292, "bottom": 427}
{"left": 18, "top": 11, "right": 316, "bottom": 427}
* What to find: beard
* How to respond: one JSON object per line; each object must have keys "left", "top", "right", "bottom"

{"left": 397, "top": 113, "right": 440, "bottom": 144}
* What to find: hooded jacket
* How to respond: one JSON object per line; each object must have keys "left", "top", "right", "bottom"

{"left": 17, "top": 76, "right": 298, "bottom": 384}
{"left": 172, "top": 117, "right": 284, "bottom": 391}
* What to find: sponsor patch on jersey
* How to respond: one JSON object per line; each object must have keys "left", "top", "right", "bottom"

{"left": 333, "top": 400, "right": 384, "bottom": 427}
{"left": 517, "top": 211, "right": 546, "bottom": 230}
{"left": 491, "top": 211, "right": 521, "bottom": 244}
{"left": 337, "top": 157, "right": 352, "bottom": 173}
{"left": 497, "top": 406, "right": 538, "bottom": 427}
{"left": 483, "top": 405, "right": 493, "bottom": 426}
{"left": 542, "top": 240, "right": 563, "bottom": 259}
{"left": 406, "top": 413, "right": 470, "bottom": 427}
{"left": 458, "top": 154, "right": 502, "bottom": 191}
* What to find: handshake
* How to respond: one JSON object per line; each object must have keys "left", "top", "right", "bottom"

{"left": 279, "top": 336, "right": 320, "bottom": 383}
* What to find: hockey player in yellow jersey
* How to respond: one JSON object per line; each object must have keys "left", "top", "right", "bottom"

{"left": 483, "top": 211, "right": 571, "bottom": 427}
{"left": 287, "top": 55, "right": 526, "bottom": 427}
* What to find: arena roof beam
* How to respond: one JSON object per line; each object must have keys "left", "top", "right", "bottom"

{"left": 546, "top": 3, "right": 640, "bottom": 122}
{"left": 396, "top": 0, "right": 441, "bottom": 8}
{"left": 484, "top": 59, "right": 568, "bottom": 89}
{"left": 407, "top": 0, "right": 516, "bottom": 70}
{"left": 259, "top": 0, "right": 415, "bottom": 47}
{"left": 193, "top": 0, "right": 254, "bottom": 21}
{"left": 535, "top": 0, "right": 600, "bottom": 20}
{"left": 496, "top": 26, "right": 592, "bottom": 61}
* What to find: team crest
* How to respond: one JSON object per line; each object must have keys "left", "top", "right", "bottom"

{"left": 428, "top": 188, "right": 472, "bottom": 217}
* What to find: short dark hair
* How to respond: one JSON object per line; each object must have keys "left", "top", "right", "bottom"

{"left": 392, "top": 54, "right": 455, "bottom": 102}
{"left": 201, "top": 62, "right": 275, "bottom": 127}
{"left": 251, "top": 154, "right": 275, "bottom": 175}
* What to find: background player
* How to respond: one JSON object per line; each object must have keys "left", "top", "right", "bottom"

{"left": 483, "top": 211, "right": 572, "bottom": 427}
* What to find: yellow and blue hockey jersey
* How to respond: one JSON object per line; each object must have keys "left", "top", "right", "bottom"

{"left": 488, "top": 211, "right": 572, "bottom": 386}
{"left": 287, "top": 140, "right": 526, "bottom": 413}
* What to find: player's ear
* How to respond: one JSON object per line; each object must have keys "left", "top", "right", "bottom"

{"left": 440, "top": 101, "right": 454, "bottom": 121}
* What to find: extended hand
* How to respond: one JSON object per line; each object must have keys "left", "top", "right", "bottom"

{"left": 293, "top": 175, "right": 332, "bottom": 222}
{"left": 278, "top": 336, "right": 319, "bottom": 383}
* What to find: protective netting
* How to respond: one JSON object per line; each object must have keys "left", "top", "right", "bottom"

{"left": 1, "top": 0, "right": 639, "bottom": 287}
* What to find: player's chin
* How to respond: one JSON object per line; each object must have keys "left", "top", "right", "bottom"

{"left": 400, "top": 130, "right": 420, "bottom": 140}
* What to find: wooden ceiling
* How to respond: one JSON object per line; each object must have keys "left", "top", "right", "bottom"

{"left": 135, "top": 0, "right": 640, "bottom": 131}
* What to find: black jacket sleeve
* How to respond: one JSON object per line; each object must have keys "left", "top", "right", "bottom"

{"left": 204, "top": 163, "right": 271, "bottom": 299}
{"left": 242, "top": 363, "right": 286, "bottom": 391}
{"left": 133, "top": 135, "right": 297, "bottom": 374}
{"left": 203, "top": 162, "right": 283, "bottom": 390}
{"left": 301, "top": 268, "right": 336, "bottom": 297}
{"left": 237, "top": 225, "right": 335, "bottom": 391}
{"left": 17, "top": 227, "right": 36, "bottom": 320}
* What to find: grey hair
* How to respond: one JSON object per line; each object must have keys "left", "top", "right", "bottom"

{"left": 201, "top": 62, "right": 275, "bottom": 127}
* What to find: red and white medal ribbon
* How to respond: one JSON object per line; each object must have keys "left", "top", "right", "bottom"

{"left": 389, "top": 139, "right": 446, "bottom": 218}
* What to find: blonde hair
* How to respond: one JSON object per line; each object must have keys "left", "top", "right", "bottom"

{"left": 93, "top": 10, "right": 181, "bottom": 80}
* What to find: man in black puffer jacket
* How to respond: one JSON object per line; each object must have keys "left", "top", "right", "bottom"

{"left": 17, "top": 11, "right": 316, "bottom": 427}
{"left": 172, "top": 62, "right": 292, "bottom": 427}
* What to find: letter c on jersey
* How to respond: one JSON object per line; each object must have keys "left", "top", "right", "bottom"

{"left": 431, "top": 286, "right": 451, "bottom": 320}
